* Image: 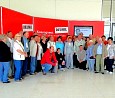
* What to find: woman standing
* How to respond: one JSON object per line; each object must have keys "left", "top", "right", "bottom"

{"left": 13, "top": 33, "right": 26, "bottom": 82}
{"left": 86, "top": 40, "right": 95, "bottom": 72}
{"left": 106, "top": 37, "right": 115, "bottom": 74}
{"left": 56, "top": 36, "right": 64, "bottom": 54}
{"left": 64, "top": 37, "right": 74, "bottom": 69}
{"left": 0, "top": 34, "right": 11, "bottom": 83}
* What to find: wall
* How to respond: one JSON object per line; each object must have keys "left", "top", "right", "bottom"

{"left": 0, "top": 7, "right": 1, "bottom": 34}
{"left": 0, "top": 0, "right": 102, "bottom": 20}
{"left": 69, "top": 21, "right": 104, "bottom": 37}
{"left": 2, "top": 7, "right": 33, "bottom": 36}
{"left": 0, "top": 7, "right": 104, "bottom": 39}
{"left": 34, "top": 17, "right": 68, "bottom": 41}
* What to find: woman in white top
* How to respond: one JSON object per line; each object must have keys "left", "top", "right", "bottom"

{"left": 13, "top": 33, "right": 26, "bottom": 81}
{"left": 106, "top": 37, "right": 115, "bottom": 74}
{"left": 47, "top": 36, "right": 56, "bottom": 52}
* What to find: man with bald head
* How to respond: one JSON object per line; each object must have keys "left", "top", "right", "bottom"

{"left": 93, "top": 38, "right": 107, "bottom": 74}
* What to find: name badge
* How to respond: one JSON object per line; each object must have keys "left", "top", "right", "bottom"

{"left": 26, "top": 43, "right": 28, "bottom": 48}
{"left": 60, "top": 58, "right": 62, "bottom": 60}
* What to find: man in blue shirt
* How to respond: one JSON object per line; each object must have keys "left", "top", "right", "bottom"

{"left": 21, "top": 31, "right": 29, "bottom": 76}
{"left": 93, "top": 38, "right": 107, "bottom": 74}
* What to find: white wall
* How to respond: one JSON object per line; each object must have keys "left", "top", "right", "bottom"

{"left": 0, "top": 0, "right": 102, "bottom": 20}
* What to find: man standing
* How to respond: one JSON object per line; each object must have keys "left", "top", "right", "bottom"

{"left": 21, "top": 31, "right": 29, "bottom": 76}
{"left": 0, "top": 34, "right": 11, "bottom": 83}
{"left": 93, "top": 38, "right": 107, "bottom": 74}
{"left": 41, "top": 46, "right": 58, "bottom": 75}
{"left": 29, "top": 35, "right": 39, "bottom": 75}
{"left": 6, "top": 31, "right": 14, "bottom": 79}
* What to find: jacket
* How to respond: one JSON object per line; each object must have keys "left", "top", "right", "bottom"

{"left": 107, "top": 43, "right": 115, "bottom": 59}
{"left": 30, "top": 40, "right": 38, "bottom": 57}
{"left": 41, "top": 49, "right": 57, "bottom": 66}
{"left": 64, "top": 42, "right": 74, "bottom": 54}
{"left": 55, "top": 52, "right": 64, "bottom": 65}
{"left": 0, "top": 41, "right": 11, "bottom": 62}
{"left": 93, "top": 43, "right": 107, "bottom": 58}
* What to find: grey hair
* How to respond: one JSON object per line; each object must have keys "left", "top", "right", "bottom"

{"left": 0, "top": 34, "right": 7, "bottom": 40}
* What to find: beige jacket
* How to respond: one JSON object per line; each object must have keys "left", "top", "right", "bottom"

{"left": 93, "top": 43, "right": 107, "bottom": 58}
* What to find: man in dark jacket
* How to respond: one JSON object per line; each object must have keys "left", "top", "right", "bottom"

{"left": 0, "top": 34, "right": 11, "bottom": 83}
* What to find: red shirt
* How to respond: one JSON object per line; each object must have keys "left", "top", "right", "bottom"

{"left": 103, "top": 40, "right": 108, "bottom": 45}
{"left": 41, "top": 49, "right": 57, "bottom": 66}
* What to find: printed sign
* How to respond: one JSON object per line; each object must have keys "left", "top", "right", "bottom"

{"left": 22, "top": 24, "right": 33, "bottom": 31}
{"left": 55, "top": 27, "right": 68, "bottom": 33}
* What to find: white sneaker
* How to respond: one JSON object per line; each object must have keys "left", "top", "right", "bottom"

{"left": 109, "top": 72, "right": 113, "bottom": 74}
{"left": 60, "top": 68, "right": 65, "bottom": 71}
{"left": 106, "top": 71, "right": 109, "bottom": 73}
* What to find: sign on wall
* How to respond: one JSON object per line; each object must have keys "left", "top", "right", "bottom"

{"left": 55, "top": 27, "right": 68, "bottom": 33}
{"left": 22, "top": 24, "right": 33, "bottom": 31}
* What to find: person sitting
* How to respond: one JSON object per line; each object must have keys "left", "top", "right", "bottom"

{"left": 41, "top": 46, "right": 58, "bottom": 75}
{"left": 55, "top": 48, "right": 65, "bottom": 71}
{"left": 77, "top": 45, "right": 87, "bottom": 70}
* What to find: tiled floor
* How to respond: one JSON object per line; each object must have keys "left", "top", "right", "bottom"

{"left": 0, "top": 69, "right": 115, "bottom": 98}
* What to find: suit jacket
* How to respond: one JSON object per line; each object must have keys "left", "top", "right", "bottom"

{"left": 93, "top": 43, "right": 107, "bottom": 58}
{"left": 30, "top": 40, "right": 38, "bottom": 57}
{"left": 64, "top": 42, "right": 74, "bottom": 55}
{"left": 106, "top": 43, "right": 115, "bottom": 59}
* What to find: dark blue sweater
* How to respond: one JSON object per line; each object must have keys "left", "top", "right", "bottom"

{"left": 0, "top": 41, "right": 11, "bottom": 62}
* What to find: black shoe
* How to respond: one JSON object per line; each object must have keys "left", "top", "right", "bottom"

{"left": 30, "top": 73, "right": 35, "bottom": 75}
{"left": 101, "top": 72, "right": 104, "bottom": 74}
{"left": 95, "top": 72, "right": 99, "bottom": 73}
{"left": 51, "top": 71, "right": 55, "bottom": 73}
{"left": 3, "top": 81, "right": 10, "bottom": 83}
{"left": 19, "top": 78, "right": 23, "bottom": 80}
{"left": 9, "top": 76, "right": 14, "bottom": 79}
{"left": 43, "top": 72, "right": 46, "bottom": 75}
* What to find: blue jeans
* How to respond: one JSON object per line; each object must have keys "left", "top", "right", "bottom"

{"left": 87, "top": 59, "right": 95, "bottom": 72}
{"left": 30, "top": 57, "right": 37, "bottom": 74}
{"left": 0, "top": 62, "right": 10, "bottom": 82}
{"left": 42, "top": 63, "right": 52, "bottom": 73}
{"left": 14, "top": 60, "right": 23, "bottom": 81}
{"left": 65, "top": 54, "right": 73, "bottom": 68}
{"left": 22, "top": 57, "right": 28, "bottom": 76}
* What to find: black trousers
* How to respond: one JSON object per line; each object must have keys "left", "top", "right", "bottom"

{"left": 106, "top": 57, "right": 114, "bottom": 72}
{"left": 73, "top": 55, "right": 78, "bottom": 68}
{"left": 36, "top": 60, "right": 42, "bottom": 72}
{"left": 77, "top": 60, "right": 87, "bottom": 70}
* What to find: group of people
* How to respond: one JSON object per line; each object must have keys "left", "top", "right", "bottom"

{"left": 0, "top": 31, "right": 115, "bottom": 83}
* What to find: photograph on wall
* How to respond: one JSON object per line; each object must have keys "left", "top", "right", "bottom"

{"left": 74, "top": 26, "right": 93, "bottom": 36}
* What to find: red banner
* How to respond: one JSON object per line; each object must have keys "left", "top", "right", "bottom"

{"left": 2, "top": 7, "right": 33, "bottom": 36}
